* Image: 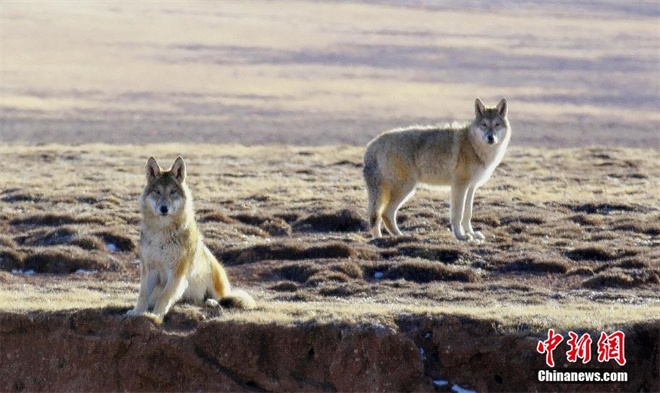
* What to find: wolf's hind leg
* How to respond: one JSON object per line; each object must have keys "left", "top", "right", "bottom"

{"left": 209, "top": 259, "right": 231, "bottom": 300}
{"left": 367, "top": 185, "right": 388, "bottom": 238}
{"left": 382, "top": 182, "right": 415, "bottom": 236}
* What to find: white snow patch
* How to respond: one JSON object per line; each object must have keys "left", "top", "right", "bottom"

{"left": 433, "top": 379, "right": 449, "bottom": 387}
{"left": 452, "top": 384, "right": 476, "bottom": 393}
{"left": 106, "top": 243, "right": 118, "bottom": 252}
{"left": 75, "top": 269, "right": 99, "bottom": 274}
{"left": 373, "top": 271, "right": 384, "bottom": 279}
{"left": 11, "top": 269, "right": 35, "bottom": 275}
{"left": 419, "top": 347, "right": 426, "bottom": 361}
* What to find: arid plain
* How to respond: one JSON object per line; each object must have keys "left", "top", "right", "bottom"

{"left": 1, "top": 1, "right": 658, "bottom": 392}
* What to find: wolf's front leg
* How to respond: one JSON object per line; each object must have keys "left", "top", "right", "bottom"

{"left": 150, "top": 274, "right": 189, "bottom": 323}
{"left": 450, "top": 182, "right": 472, "bottom": 241}
{"left": 461, "top": 186, "right": 485, "bottom": 241}
{"left": 126, "top": 263, "right": 158, "bottom": 316}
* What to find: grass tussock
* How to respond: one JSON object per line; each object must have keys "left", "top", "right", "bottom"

{"left": 70, "top": 236, "right": 108, "bottom": 251}
{"left": 199, "top": 211, "right": 236, "bottom": 224}
{"left": 275, "top": 264, "right": 321, "bottom": 283}
{"left": 375, "top": 259, "right": 479, "bottom": 283}
{"left": 572, "top": 203, "right": 636, "bottom": 214}
{"left": 94, "top": 230, "right": 137, "bottom": 253}
{"left": 293, "top": 209, "right": 367, "bottom": 233}
{"left": 500, "top": 253, "right": 571, "bottom": 274}
{"left": 231, "top": 213, "right": 292, "bottom": 236}
{"left": 269, "top": 281, "right": 299, "bottom": 292}
{"left": 220, "top": 242, "right": 356, "bottom": 265}
{"left": 19, "top": 226, "right": 79, "bottom": 247}
{"left": 0, "top": 248, "right": 26, "bottom": 271}
{"left": 612, "top": 219, "right": 660, "bottom": 236}
{"left": 0, "top": 235, "right": 18, "bottom": 249}
{"left": 564, "top": 246, "right": 619, "bottom": 261}
{"left": 10, "top": 213, "right": 103, "bottom": 227}
{"left": 396, "top": 244, "right": 464, "bottom": 263}
{"left": 582, "top": 270, "right": 660, "bottom": 289}
{"left": 23, "top": 246, "right": 122, "bottom": 274}
{"left": 568, "top": 214, "right": 604, "bottom": 226}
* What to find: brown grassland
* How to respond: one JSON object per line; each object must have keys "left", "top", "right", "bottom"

{"left": 0, "top": 2, "right": 659, "bottom": 389}
{"left": 1, "top": 144, "right": 658, "bottom": 333}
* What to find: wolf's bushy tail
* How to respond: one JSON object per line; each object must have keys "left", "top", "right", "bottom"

{"left": 220, "top": 289, "right": 256, "bottom": 310}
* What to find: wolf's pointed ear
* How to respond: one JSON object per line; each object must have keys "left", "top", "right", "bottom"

{"left": 171, "top": 156, "right": 186, "bottom": 182}
{"left": 146, "top": 157, "right": 161, "bottom": 182}
{"left": 497, "top": 98, "right": 508, "bottom": 117}
{"left": 475, "top": 98, "right": 486, "bottom": 118}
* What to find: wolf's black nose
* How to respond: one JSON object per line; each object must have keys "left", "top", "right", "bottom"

{"left": 160, "top": 206, "right": 168, "bottom": 214}
{"left": 487, "top": 135, "right": 495, "bottom": 144}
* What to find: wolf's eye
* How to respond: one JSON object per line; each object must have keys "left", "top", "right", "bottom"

{"left": 480, "top": 123, "right": 488, "bottom": 129}
{"left": 154, "top": 190, "right": 161, "bottom": 196}
{"left": 169, "top": 190, "right": 177, "bottom": 196}
{"left": 494, "top": 122, "right": 501, "bottom": 128}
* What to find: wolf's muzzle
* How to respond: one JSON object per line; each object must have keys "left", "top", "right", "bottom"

{"left": 159, "top": 205, "right": 169, "bottom": 215}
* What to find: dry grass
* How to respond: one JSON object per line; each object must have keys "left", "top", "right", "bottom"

{"left": 0, "top": 144, "right": 658, "bottom": 332}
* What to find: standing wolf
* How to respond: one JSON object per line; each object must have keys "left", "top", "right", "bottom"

{"left": 363, "top": 98, "right": 511, "bottom": 240}
{"left": 127, "top": 156, "right": 255, "bottom": 323}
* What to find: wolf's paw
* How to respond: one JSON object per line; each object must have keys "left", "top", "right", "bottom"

{"left": 454, "top": 232, "right": 473, "bottom": 241}
{"left": 471, "top": 231, "right": 485, "bottom": 241}
{"left": 470, "top": 231, "right": 486, "bottom": 243}
{"left": 126, "top": 308, "right": 144, "bottom": 317}
{"left": 144, "top": 312, "right": 164, "bottom": 324}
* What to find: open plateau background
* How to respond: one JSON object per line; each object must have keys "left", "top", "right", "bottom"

{"left": 0, "top": 1, "right": 658, "bottom": 392}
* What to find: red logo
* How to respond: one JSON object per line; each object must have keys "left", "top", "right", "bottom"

{"left": 538, "top": 330, "right": 626, "bottom": 367}
{"left": 597, "top": 331, "right": 626, "bottom": 366}
{"left": 566, "top": 332, "right": 592, "bottom": 363}
{"left": 537, "top": 329, "right": 564, "bottom": 367}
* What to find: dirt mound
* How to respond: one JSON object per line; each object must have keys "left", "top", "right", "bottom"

{"left": 378, "top": 260, "right": 478, "bottom": 283}
{"left": 10, "top": 213, "right": 103, "bottom": 227}
{"left": 0, "top": 310, "right": 656, "bottom": 392}
{"left": 0, "top": 248, "right": 25, "bottom": 271}
{"left": 499, "top": 253, "right": 571, "bottom": 274}
{"left": 94, "top": 230, "right": 137, "bottom": 252}
{"left": 19, "top": 226, "right": 79, "bottom": 247}
{"left": 220, "top": 242, "right": 356, "bottom": 265}
{"left": 395, "top": 245, "right": 464, "bottom": 263}
{"left": 293, "top": 209, "right": 367, "bottom": 233}
{"left": 0, "top": 309, "right": 425, "bottom": 392}
{"left": 564, "top": 246, "right": 628, "bottom": 262}
{"left": 22, "top": 246, "right": 122, "bottom": 274}
{"left": 582, "top": 270, "right": 660, "bottom": 289}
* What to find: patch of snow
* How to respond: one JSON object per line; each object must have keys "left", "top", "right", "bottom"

{"left": 11, "top": 269, "right": 35, "bottom": 275}
{"left": 424, "top": 332, "right": 431, "bottom": 339}
{"left": 106, "top": 243, "right": 118, "bottom": 252}
{"left": 452, "top": 384, "right": 476, "bottom": 393}
{"left": 205, "top": 299, "right": 219, "bottom": 308}
{"left": 433, "top": 379, "right": 449, "bottom": 387}
{"left": 419, "top": 347, "right": 426, "bottom": 361}
{"left": 75, "top": 269, "right": 99, "bottom": 274}
{"left": 373, "top": 271, "right": 384, "bottom": 279}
